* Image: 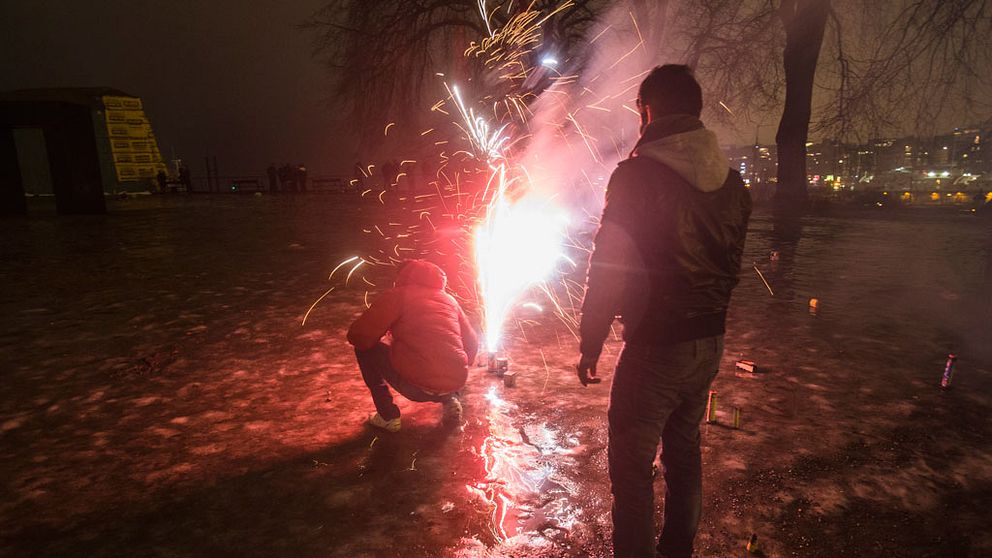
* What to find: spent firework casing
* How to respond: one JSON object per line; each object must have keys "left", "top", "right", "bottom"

{"left": 503, "top": 371, "right": 516, "bottom": 387}
{"left": 735, "top": 360, "right": 757, "bottom": 373}
{"left": 495, "top": 357, "right": 509, "bottom": 376}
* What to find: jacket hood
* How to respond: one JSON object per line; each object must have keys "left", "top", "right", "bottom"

{"left": 632, "top": 115, "right": 730, "bottom": 193}
{"left": 395, "top": 260, "right": 447, "bottom": 290}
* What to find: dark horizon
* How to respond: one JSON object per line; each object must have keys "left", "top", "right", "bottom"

{"left": 3, "top": 2, "right": 989, "bottom": 181}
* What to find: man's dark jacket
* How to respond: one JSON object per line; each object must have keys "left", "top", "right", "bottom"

{"left": 579, "top": 115, "right": 751, "bottom": 359}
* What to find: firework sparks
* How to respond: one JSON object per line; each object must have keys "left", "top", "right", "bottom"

{"left": 448, "top": 84, "right": 510, "bottom": 161}
{"left": 308, "top": 0, "right": 648, "bottom": 367}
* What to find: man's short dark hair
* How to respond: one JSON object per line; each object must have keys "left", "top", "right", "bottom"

{"left": 637, "top": 64, "right": 703, "bottom": 118}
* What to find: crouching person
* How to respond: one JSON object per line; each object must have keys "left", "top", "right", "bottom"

{"left": 347, "top": 260, "right": 478, "bottom": 432}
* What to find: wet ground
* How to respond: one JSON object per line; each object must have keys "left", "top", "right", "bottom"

{"left": 1, "top": 194, "right": 990, "bottom": 557}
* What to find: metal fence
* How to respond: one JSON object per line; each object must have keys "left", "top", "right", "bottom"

{"left": 185, "top": 175, "right": 353, "bottom": 194}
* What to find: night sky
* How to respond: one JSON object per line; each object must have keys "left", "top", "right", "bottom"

{"left": 3, "top": 2, "right": 987, "bottom": 180}
{"left": 1, "top": 0, "right": 343, "bottom": 177}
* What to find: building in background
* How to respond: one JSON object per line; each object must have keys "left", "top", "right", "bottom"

{"left": 724, "top": 123, "right": 991, "bottom": 206}
{"left": 1, "top": 87, "right": 167, "bottom": 214}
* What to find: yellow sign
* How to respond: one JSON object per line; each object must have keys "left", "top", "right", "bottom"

{"left": 102, "top": 95, "right": 167, "bottom": 182}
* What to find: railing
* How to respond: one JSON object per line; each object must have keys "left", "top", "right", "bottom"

{"left": 184, "top": 175, "right": 353, "bottom": 194}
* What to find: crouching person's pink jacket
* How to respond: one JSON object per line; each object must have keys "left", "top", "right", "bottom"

{"left": 347, "top": 260, "right": 479, "bottom": 394}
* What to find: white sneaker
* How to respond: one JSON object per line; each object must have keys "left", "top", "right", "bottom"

{"left": 442, "top": 397, "right": 463, "bottom": 423}
{"left": 368, "top": 413, "right": 401, "bottom": 432}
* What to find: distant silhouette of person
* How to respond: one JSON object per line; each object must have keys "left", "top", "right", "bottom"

{"left": 353, "top": 161, "right": 366, "bottom": 192}
{"left": 279, "top": 163, "right": 293, "bottom": 192}
{"left": 382, "top": 159, "right": 398, "bottom": 191}
{"left": 267, "top": 164, "right": 278, "bottom": 193}
{"left": 156, "top": 170, "right": 168, "bottom": 194}
{"left": 179, "top": 165, "right": 192, "bottom": 194}
{"left": 577, "top": 65, "right": 751, "bottom": 558}
{"left": 380, "top": 160, "right": 391, "bottom": 190}
{"left": 297, "top": 163, "right": 308, "bottom": 192}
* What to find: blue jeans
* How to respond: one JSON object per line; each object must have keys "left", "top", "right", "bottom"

{"left": 355, "top": 342, "right": 452, "bottom": 420}
{"left": 608, "top": 336, "right": 724, "bottom": 558}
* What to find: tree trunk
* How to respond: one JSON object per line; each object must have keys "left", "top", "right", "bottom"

{"left": 774, "top": 0, "right": 829, "bottom": 215}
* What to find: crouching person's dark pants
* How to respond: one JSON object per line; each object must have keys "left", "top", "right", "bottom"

{"left": 355, "top": 342, "right": 451, "bottom": 420}
{"left": 608, "top": 335, "right": 723, "bottom": 558}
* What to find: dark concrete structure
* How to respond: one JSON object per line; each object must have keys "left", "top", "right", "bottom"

{"left": 0, "top": 88, "right": 141, "bottom": 215}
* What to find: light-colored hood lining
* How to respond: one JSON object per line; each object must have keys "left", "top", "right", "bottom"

{"left": 633, "top": 118, "right": 730, "bottom": 193}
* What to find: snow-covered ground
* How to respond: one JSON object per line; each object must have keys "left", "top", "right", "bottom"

{"left": 1, "top": 195, "right": 990, "bottom": 557}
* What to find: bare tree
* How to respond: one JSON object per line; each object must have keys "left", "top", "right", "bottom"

{"left": 306, "top": 0, "right": 603, "bottom": 152}
{"left": 657, "top": 0, "right": 991, "bottom": 213}
{"left": 775, "top": 0, "right": 830, "bottom": 211}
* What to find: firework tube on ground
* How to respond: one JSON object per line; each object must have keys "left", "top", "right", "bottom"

{"left": 495, "top": 357, "right": 509, "bottom": 376}
{"left": 503, "top": 370, "right": 516, "bottom": 387}
{"left": 706, "top": 390, "right": 718, "bottom": 423}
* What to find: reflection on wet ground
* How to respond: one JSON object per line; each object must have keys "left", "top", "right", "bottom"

{"left": 467, "top": 386, "right": 582, "bottom": 545}
{"left": 1, "top": 196, "right": 990, "bottom": 557}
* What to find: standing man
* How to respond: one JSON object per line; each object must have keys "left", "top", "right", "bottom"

{"left": 576, "top": 65, "right": 751, "bottom": 558}
{"left": 381, "top": 159, "right": 396, "bottom": 191}
{"left": 156, "top": 169, "right": 168, "bottom": 194}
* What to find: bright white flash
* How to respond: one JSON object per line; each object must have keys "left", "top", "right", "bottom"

{"left": 475, "top": 179, "right": 567, "bottom": 352}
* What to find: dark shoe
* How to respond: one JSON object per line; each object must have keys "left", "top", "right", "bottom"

{"left": 442, "top": 397, "right": 463, "bottom": 423}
